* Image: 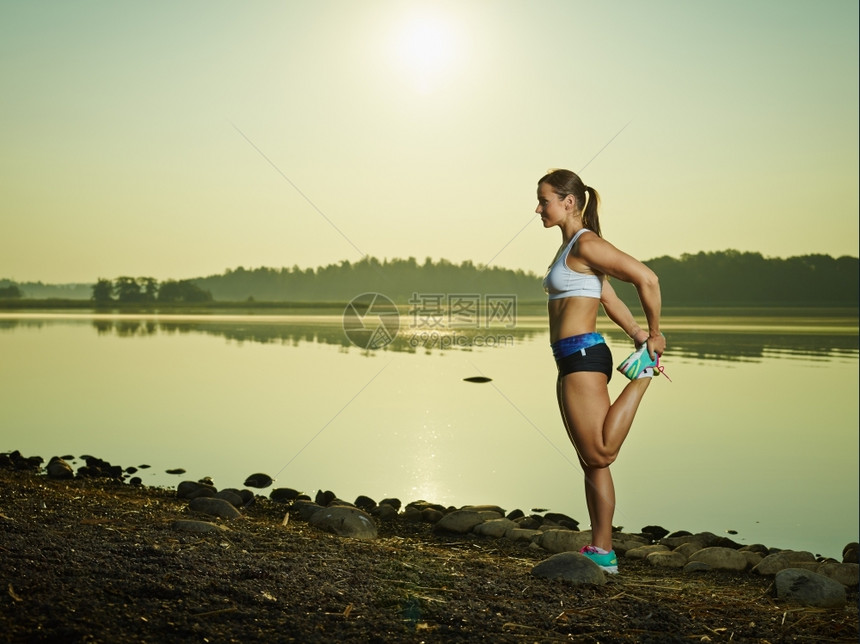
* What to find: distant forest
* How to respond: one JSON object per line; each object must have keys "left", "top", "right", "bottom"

{"left": 1, "top": 250, "right": 857, "bottom": 307}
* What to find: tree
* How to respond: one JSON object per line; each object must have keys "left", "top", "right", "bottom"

{"left": 140, "top": 277, "right": 158, "bottom": 302}
{"left": 157, "top": 280, "right": 213, "bottom": 303}
{"left": 0, "top": 284, "right": 22, "bottom": 299}
{"left": 114, "top": 277, "right": 142, "bottom": 303}
{"left": 91, "top": 279, "right": 113, "bottom": 305}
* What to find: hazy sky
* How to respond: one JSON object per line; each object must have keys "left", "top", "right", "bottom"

{"left": 2, "top": 0, "right": 858, "bottom": 283}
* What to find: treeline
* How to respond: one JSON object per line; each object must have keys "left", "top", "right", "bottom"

{"left": 193, "top": 257, "right": 537, "bottom": 303}
{"left": 2, "top": 250, "right": 858, "bottom": 307}
{"left": 610, "top": 251, "right": 858, "bottom": 307}
{"left": 193, "top": 251, "right": 859, "bottom": 307}
{"left": 90, "top": 277, "right": 213, "bottom": 305}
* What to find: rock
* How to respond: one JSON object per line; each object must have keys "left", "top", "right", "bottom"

{"left": 740, "top": 550, "right": 764, "bottom": 568}
{"left": 473, "top": 518, "right": 517, "bottom": 538}
{"left": 315, "top": 490, "right": 336, "bottom": 506}
{"left": 774, "top": 568, "right": 846, "bottom": 608}
{"left": 215, "top": 489, "right": 244, "bottom": 508}
{"left": 674, "top": 542, "right": 705, "bottom": 559}
{"left": 165, "top": 468, "right": 186, "bottom": 475}
{"left": 128, "top": 476, "right": 142, "bottom": 486}
{"left": 754, "top": 551, "right": 817, "bottom": 576}
{"left": 354, "top": 495, "right": 376, "bottom": 511}
{"left": 172, "top": 519, "right": 228, "bottom": 534}
{"left": 401, "top": 506, "right": 423, "bottom": 522}
{"left": 177, "top": 481, "right": 217, "bottom": 500}
{"left": 244, "top": 473, "right": 273, "bottom": 489}
{"left": 611, "top": 533, "right": 650, "bottom": 555}
{"left": 508, "top": 528, "right": 541, "bottom": 542}
{"left": 421, "top": 508, "right": 444, "bottom": 523}
{"left": 531, "top": 552, "right": 606, "bottom": 585}
{"left": 816, "top": 562, "right": 860, "bottom": 587}
{"left": 188, "top": 497, "right": 241, "bottom": 520}
{"left": 688, "top": 547, "right": 748, "bottom": 571}
{"left": 661, "top": 531, "right": 730, "bottom": 549}
{"left": 739, "top": 544, "right": 770, "bottom": 556}
{"left": 543, "top": 512, "right": 579, "bottom": 530}
{"left": 309, "top": 506, "right": 377, "bottom": 539}
{"left": 270, "top": 487, "right": 301, "bottom": 503}
{"left": 640, "top": 525, "right": 670, "bottom": 541}
{"left": 46, "top": 457, "right": 74, "bottom": 480}
{"left": 380, "top": 497, "right": 401, "bottom": 511}
{"left": 534, "top": 529, "right": 590, "bottom": 554}
{"left": 625, "top": 545, "right": 670, "bottom": 560}
{"left": 842, "top": 542, "right": 859, "bottom": 564}
{"left": 462, "top": 504, "right": 506, "bottom": 515}
{"left": 506, "top": 509, "right": 525, "bottom": 521}
{"left": 683, "top": 561, "right": 714, "bottom": 573}
{"left": 514, "top": 515, "right": 543, "bottom": 530}
{"left": 292, "top": 500, "right": 324, "bottom": 521}
{"left": 433, "top": 510, "right": 484, "bottom": 534}
{"left": 661, "top": 534, "right": 706, "bottom": 551}
{"left": 373, "top": 504, "right": 399, "bottom": 521}
{"left": 647, "top": 550, "right": 687, "bottom": 568}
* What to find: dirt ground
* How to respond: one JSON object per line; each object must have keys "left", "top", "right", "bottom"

{"left": 1, "top": 469, "right": 857, "bottom": 643}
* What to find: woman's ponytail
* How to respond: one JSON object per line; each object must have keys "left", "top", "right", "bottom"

{"left": 581, "top": 186, "right": 601, "bottom": 237}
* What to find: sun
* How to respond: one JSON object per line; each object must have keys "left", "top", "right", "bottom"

{"left": 390, "top": 8, "right": 462, "bottom": 94}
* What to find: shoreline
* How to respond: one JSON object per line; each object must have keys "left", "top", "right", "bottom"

{"left": 1, "top": 462, "right": 857, "bottom": 643}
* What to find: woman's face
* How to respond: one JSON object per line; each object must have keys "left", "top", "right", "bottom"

{"left": 536, "top": 182, "right": 571, "bottom": 228}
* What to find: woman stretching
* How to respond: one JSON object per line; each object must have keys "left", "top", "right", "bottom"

{"left": 537, "top": 169, "right": 667, "bottom": 574}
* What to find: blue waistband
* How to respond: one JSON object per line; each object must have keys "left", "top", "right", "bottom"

{"left": 551, "top": 332, "right": 605, "bottom": 360}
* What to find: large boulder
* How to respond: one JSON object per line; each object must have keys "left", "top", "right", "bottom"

{"left": 774, "top": 569, "right": 846, "bottom": 608}
{"left": 688, "top": 547, "right": 748, "bottom": 571}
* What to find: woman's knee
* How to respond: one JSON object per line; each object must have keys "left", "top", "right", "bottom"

{"left": 579, "top": 448, "right": 617, "bottom": 470}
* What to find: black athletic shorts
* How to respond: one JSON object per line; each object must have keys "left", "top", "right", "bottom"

{"left": 555, "top": 342, "right": 613, "bottom": 382}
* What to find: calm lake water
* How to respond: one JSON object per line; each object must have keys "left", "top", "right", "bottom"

{"left": 1, "top": 310, "right": 857, "bottom": 560}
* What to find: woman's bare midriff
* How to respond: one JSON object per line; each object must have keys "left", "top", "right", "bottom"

{"left": 547, "top": 297, "right": 601, "bottom": 344}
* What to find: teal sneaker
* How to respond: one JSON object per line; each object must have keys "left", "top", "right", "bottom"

{"left": 580, "top": 545, "right": 619, "bottom": 574}
{"left": 617, "top": 344, "right": 668, "bottom": 381}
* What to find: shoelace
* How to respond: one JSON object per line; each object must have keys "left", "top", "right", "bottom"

{"left": 655, "top": 356, "right": 672, "bottom": 382}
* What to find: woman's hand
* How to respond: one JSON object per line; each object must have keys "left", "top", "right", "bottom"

{"left": 646, "top": 333, "right": 666, "bottom": 359}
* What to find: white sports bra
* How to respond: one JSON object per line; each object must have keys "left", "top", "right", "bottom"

{"left": 543, "top": 228, "right": 603, "bottom": 300}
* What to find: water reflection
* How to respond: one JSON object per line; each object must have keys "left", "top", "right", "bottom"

{"left": 0, "top": 314, "right": 857, "bottom": 360}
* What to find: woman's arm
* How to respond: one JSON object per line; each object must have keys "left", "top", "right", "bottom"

{"left": 579, "top": 235, "right": 666, "bottom": 357}
{"left": 600, "top": 280, "right": 649, "bottom": 346}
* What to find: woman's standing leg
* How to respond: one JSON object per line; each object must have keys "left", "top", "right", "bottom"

{"left": 557, "top": 373, "right": 651, "bottom": 551}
